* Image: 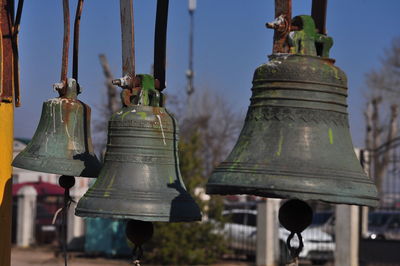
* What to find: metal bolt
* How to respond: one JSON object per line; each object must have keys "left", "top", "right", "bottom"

{"left": 112, "top": 79, "right": 122, "bottom": 86}
{"left": 53, "top": 82, "right": 65, "bottom": 91}
{"left": 112, "top": 75, "right": 132, "bottom": 88}
{"left": 266, "top": 15, "right": 287, "bottom": 31}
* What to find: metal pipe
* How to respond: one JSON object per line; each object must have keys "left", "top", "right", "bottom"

{"left": 153, "top": 0, "right": 169, "bottom": 91}
{"left": 0, "top": 1, "right": 16, "bottom": 265}
{"left": 72, "top": 0, "right": 84, "bottom": 82}
{"left": 187, "top": 0, "right": 195, "bottom": 96}
{"left": 120, "top": 0, "right": 135, "bottom": 79}
{"left": 60, "top": 0, "right": 70, "bottom": 86}
{"left": 272, "top": 0, "right": 291, "bottom": 53}
{"left": 12, "top": 0, "right": 24, "bottom": 106}
{"left": 311, "top": 0, "right": 327, "bottom": 35}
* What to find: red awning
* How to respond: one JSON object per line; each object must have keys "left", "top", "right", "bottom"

{"left": 12, "top": 180, "right": 64, "bottom": 196}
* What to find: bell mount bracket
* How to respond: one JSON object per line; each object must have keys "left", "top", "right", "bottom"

{"left": 266, "top": 0, "right": 329, "bottom": 55}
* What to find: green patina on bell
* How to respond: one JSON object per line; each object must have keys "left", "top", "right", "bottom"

{"left": 206, "top": 16, "right": 378, "bottom": 207}
{"left": 13, "top": 78, "right": 101, "bottom": 177}
{"left": 76, "top": 74, "right": 202, "bottom": 222}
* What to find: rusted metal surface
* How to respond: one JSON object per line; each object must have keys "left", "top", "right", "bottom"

{"left": 0, "top": 0, "right": 14, "bottom": 103}
{"left": 311, "top": 0, "right": 327, "bottom": 35}
{"left": 72, "top": 0, "right": 84, "bottom": 81}
{"left": 153, "top": 0, "right": 169, "bottom": 91}
{"left": 60, "top": 0, "right": 70, "bottom": 94}
{"left": 268, "top": 0, "right": 292, "bottom": 53}
{"left": 266, "top": 1, "right": 331, "bottom": 57}
{"left": 11, "top": 0, "right": 24, "bottom": 106}
{"left": 120, "top": 0, "right": 135, "bottom": 80}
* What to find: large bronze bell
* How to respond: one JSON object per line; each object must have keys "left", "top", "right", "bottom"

{"left": 76, "top": 74, "right": 202, "bottom": 222}
{"left": 206, "top": 15, "right": 378, "bottom": 207}
{"left": 13, "top": 79, "right": 101, "bottom": 177}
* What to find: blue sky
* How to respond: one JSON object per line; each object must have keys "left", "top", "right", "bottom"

{"left": 14, "top": 0, "right": 400, "bottom": 147}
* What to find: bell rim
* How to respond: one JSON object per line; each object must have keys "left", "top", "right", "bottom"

{"left": 206, "top": 183, "right": 378, "bottom": 207}
{"left": 268, "top": 53, "right": 336, "bottom": 64}
{"left": 75, "top": 208, "right": 202, "bottom": 222}
{"left": 12, "top": 152, "right": 100, "bottom": 178}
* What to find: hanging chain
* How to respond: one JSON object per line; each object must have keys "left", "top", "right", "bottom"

{"left": 286, "top": 232, "right": 304, "bottom": 263}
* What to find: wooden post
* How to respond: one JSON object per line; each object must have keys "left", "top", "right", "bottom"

{"left": 335, "top": 205, "right": 359, "bottom": 266}
{"left": 0, "top": 0, "right": 15, "bottom": 265}
{"left": 16, "top": 186, "right": 37, "bottom": 247}
{"left": 67, "top": 187, "right": 85, "bottom": 249}
{"left": 257, "top": 199, "right": 280, "bottom": 266}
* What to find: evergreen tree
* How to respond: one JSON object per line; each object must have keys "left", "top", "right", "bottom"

{"left": 144, "top": 132, "right": 228, "bottom": 265}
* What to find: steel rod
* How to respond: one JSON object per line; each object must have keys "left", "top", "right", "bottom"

{"left": 311, "top": 0, "right": 327, "bottom": 35}
{"left": 72, "top": 0, "right": 84, "bottom": 82}
{"left": 12, "top": 0, "right": 24, "bottom": 106}
{"left": 14, "top": 0, "right": 24, "bottom": 33}
{"left": 272, "top": 0, "right": 291, "bottom": 53}
{"left": 61, "top": 0, "right": 70, "bottom": 86}
{"left": 153, "top": 0, "right": 169, "bottom": 91}
{"left": 120, "top": 0, "right": 135, "bottom": 78}
{"left": 187, "top": 4, "right": 194, "bottom": 96}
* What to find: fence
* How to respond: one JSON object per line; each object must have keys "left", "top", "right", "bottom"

{"left": 359, "top": 143, "right": 400, "bottom": 265}
{"left": 12, "top": 193, "right": 64, "bottom": 246}
{"left": 222, "top": 201, "right": 335, "bottom": 265}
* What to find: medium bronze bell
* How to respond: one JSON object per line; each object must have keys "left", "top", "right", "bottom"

{"left": 76, "top": 74, "right": 202, "bottom": 222}
{"left": 13, "top": 78, "right": 101, "bottom": 177}
{"left": 206, "top": 16, "right": 378, "bottom": 207}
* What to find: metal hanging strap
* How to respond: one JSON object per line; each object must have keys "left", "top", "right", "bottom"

{"left": 120, "top": 0, "right": 135, "bottom": 80}
{"left": 57, "top": 0, "right": 84, "bottom": 95}
{"left": 60, "top": 0, "right": 70, "bottom": 91}
{"left": 267, "top": 0, "right": 328, "bottom": 53}
{"left": 153, "top": 0, "right": 169, "bottom": 92}
{"left": 12, "top": 0, "right": 24, "bottom": 106}
{"left": 72, "top": 0, "right": 84, "bottom": 82}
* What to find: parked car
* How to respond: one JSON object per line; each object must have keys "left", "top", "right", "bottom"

{"left": 309, "top": 211, "right": 335, "bottom": 238}
{"left": 221, "top": 209, "right": 335, "bottom": 264}
{"left": 367, "top": 211, "right": 400, "bottom": 240}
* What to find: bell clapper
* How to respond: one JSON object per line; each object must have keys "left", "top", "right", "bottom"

{"left": 278, "top": 199, "right": 313, "bottom": 265}
{"left": 125, "top": 220, "right": 154, "bottom": 265}
{"left": 58, "top": 175, "right": 76, "bottom": 266}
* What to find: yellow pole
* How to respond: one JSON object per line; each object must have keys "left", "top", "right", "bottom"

{"left": 0, "top": 1, "right": 15, "bottom": 265}
{"left": 0, "top": 103, "right": 13, "bottom": 266}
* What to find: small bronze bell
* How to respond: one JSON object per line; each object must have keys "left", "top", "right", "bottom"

{"left": 206, "top": 15, "right": 378, "bottom": 207}
{"left": 13, "top": 78, "right": 101, "bottom": 177}
{"left": 76, "top": 74, "right": 202, "bottom": 222}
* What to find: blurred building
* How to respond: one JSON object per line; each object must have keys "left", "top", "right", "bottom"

{"left": 12, "top": 138, "right": 89, "bottom": 249}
